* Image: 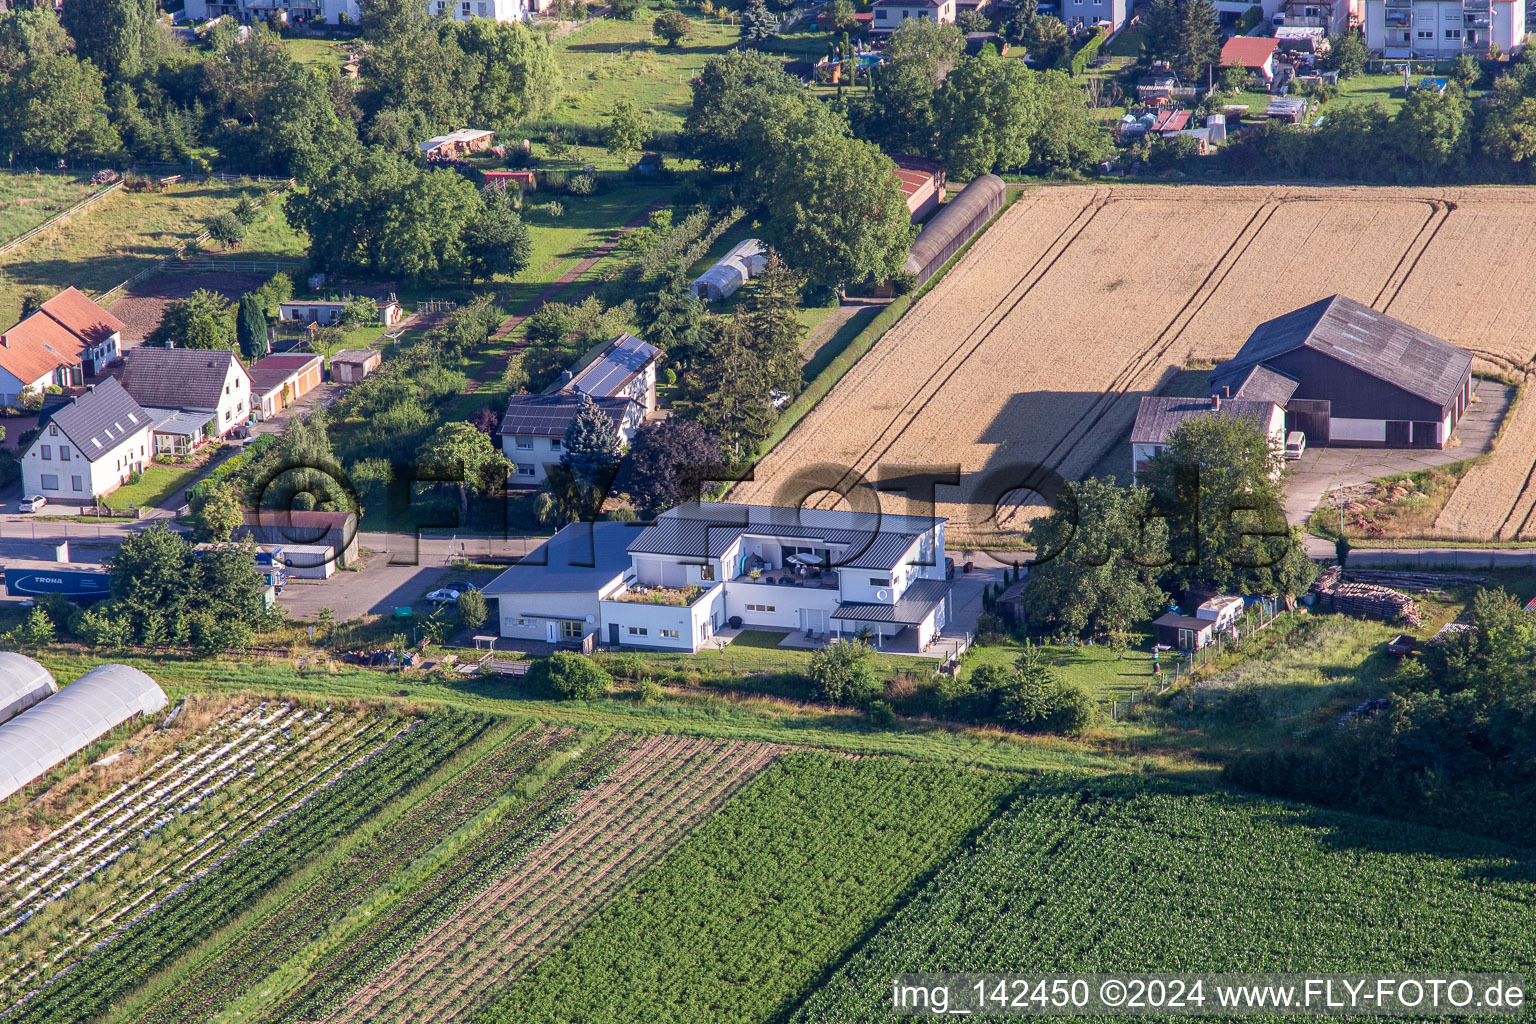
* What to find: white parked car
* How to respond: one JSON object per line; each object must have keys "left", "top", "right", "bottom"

{"left": 18, "top": 495, "right": 46, "bottom": 513}
{"left": 426, "top": 587, "right": 462, "bottom": 605}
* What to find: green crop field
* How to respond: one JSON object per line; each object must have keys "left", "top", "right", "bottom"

{"left": 791, "top": 776, "right": 1536, "bottom": 1022}
{"left": 0, "top": 171, "right": 102, "bottom": 247}
{"left": 0, "top": 178, "right": 294, "bottom": 327}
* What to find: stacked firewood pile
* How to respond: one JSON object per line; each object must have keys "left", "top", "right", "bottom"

{"left": 1310, "top": 566, "right": 1423, "bottom": 626}
{"left": 1340, "top": 569, "right": 1486, "bottom": 589}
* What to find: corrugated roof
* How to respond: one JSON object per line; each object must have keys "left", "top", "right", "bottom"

{"left": 45, "top": 379, "right": 152, "bottom": 462}
{"left": 481, "top": 521, "right": 640, "bottom": 596}
{"left": 248, "top": 353, "right": 322, "bottom": 395}
{"left": 121, "top": 348, "right": 245, "bottom": 411}
{"left": 566, "top": 334, "right": 660, "bottom": 400}
{"left": 499, "top": 394, "right": 634, "bottom": 438}
{"left": 1129, "top": 396, "right": 1278, "bottom": 445}
{"left": 903, "top": 175, "right": 1006, "bottom": 279}
{"left": 1224, "top": 364, "right": 1299, "bottom": 404}
{"left": 330, "top": 349, "right": 380, "bottom": 364}
{"left": 0, "top": 664, "right": 167, "bottom": 802}
{"left": 1212, "top": 295, "right": 1473, "bottom": 408}
{"left": 831, "top": 578, "right": 950, "bottom": 625}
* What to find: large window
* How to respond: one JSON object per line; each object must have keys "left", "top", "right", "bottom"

{"left": 516, "top": 464, "right": 536, "bottom": 477}
{"left": 700, "top": 564, "right": 715, "bottom": 581}
{"left": 561, "top": 620, "right": 583, "bottom": 639}
{"left": 40, "top": 474, "right": 58, "bottom": 489}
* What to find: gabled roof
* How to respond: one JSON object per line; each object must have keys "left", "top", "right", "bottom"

{"left": 248, "top": 353, "right": 322, "bottom": 395}
{"left": 39, "top": 379, "right": 151, "bottom": 463}
{"left": 1211, "top": 295, "right": 1473, "bottom": 408}
{"left": 1222, "top": 364, "right": 1299, "bottom": 405}
{"left": 565, "top": 334, "right": 661, "bottom": 400}
{"left": 39, "top": 287, "right": 124, "bottom": 347}
{"left": 1220, "top": 36, "right": 1279, "bottom": 68}
{"left": 499, "top": 394, "right": 634, "bottom": 439}
{"left": 121, "top": 348, "right": 247, "bottom": 411}
{"left": 1129, "top": 396, "right": 1279, "bottom": 446}
{"left": 481, "top": 522, "right": 639, "bottom": 596}
{"left": 0, "top": 311, "right": 83, "bottom": 385}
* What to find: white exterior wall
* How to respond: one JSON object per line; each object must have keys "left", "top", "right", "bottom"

{"left": 23, "top": 424, "right": 150, "bottom": 502}
{"left": 503, "top": 435, "right": 563, "bottom": 484}
{"left": 498, "top": 590, "right": 603, "bottom": 642}
{"left": 0, "top": 365, "right": 53, "bottom": 407}
{"left": 208, "top": 362, "right": 252, "bottom": 436}
{"left": 1440, "top": 409, "right": 1453, "bottom": 445}
{"left": 428, "top": 0, "right": 528, "bottom": 20}
{"left": 1365, "top": 0, "right": 1521, "bottom": 54}
{"left": 871, "top": 0, "right": 956, "bottom": 32}
{"left": 1060, "top": 0, "right": 1128, "bottom": 29}
{"left": 725, "top": 583, "right": 841, "bottom": 632}
{"left": 1330, "top": 417, "right": 1387, "bottom": 442}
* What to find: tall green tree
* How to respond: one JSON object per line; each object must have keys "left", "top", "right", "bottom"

{"left": 418, "top": 421, "right": 513, "bottom": 524}
{"left": 1393, "top": 87, "right": 1470, "bottom": 179}
{"left": 193, "top": 480, "right": 246, "bottom": 543}
{"left": 604, "top": 99, "right": 653, "bottom": 165}
{"left": 869, "top": 19, "right": 965, "bottom": 154}
{"left": 687, "top": 317, "right": 779, "bottom": 463}
{"left": 1022, "top": 477, "right": 1167, "bottom": 639}
{"left": 149, "top": 290, "right": 237, "bottom": 350}
{"left": 1143, "top": 0, "right": 1220, "bottom": 81}
{"left": 935, "top": 48, "right": 1041, "bottom": 177}
{"left": 560, "top": 393, "right": 625, "bottom": 487}
{"left": 741, "top": 0, "right": 777, "bottom": 46}
{"left": 59, "top": 0, "right": 158, "bottom": 81}
{"left": 682, "top": 50, "right": 802, "bottom": 170}
{"left": 626, "top": 419, "right": 721, "bottom": 514}
{"left": 1138, "top": 411, "right": 1316, "bottom": 597}
{"left": 467, "top": 185, "right": 533, "bottom": 281}
{"left": 453, "top": 18, "right": 562, "bottom": 131}
{"left": 236, "top": 293, "right": 269, "bottom": 362}
{"left": 641, "top": 272, "right": 703, "bottom": 350}
{"left": 0, "top": 36, "right": 119, "bottom": 158}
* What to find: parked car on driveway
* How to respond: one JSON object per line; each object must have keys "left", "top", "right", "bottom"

{"left": 426, "top": 587, "right": 462, "bottom": 605}
{"left": 19, "top": 495, "right": 46, "bottom": 513}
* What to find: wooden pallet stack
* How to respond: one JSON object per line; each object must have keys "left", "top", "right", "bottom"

{"left": 1310, "top": 565, "right": 1423, "bottom": 626}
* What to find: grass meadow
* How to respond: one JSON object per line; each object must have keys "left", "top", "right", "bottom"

{"left": 0, "top": 171, "right": 103, "bottom": 247}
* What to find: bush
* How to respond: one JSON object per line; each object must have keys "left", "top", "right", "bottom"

{"left": 544, "top": 200, "right": 565, "bottom": 219}
{"left": 208, "top": 212, "right": 246, "bottom": 247}
{"left": 532, "top": 650, "right": 612, "bottom": 699}
{"left": 457, "top": 588, "right": 489, "bottom": 629}
{"left": 809, "top": 639, "right": 883, "bottom": 706}
{"left": 566, "top": 172, "right": 597, "bottom": 196}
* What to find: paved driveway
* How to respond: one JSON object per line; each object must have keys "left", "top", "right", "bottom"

{"left": 1282, "top": 378, "right": 1514, "bottom": 526}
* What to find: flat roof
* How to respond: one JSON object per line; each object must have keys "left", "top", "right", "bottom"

{"left": 482, "top": 522, "right": 640, "bottom": 596}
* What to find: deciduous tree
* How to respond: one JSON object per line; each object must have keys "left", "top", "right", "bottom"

{"left": 626, "top": 419, "right": 722, "bottom": 514}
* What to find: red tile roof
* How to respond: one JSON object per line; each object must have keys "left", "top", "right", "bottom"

{"left": 0, "top": 287, "right": 121, "bottom": 387}
{"left": 248, "top": 353, "right": 322, "bottom": 394}
{"left": 39, "top": 287, "right": 124, "bottom": 346}
{"left": 1221, "top": 36, "right": 1279, "bottom": 69}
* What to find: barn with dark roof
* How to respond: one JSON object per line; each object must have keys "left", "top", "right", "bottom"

{"left": 1209, "top": 295, "right": 1474, "bottom": 449}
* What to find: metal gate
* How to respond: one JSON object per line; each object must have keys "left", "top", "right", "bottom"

{"left": 1286, "top": 400, "right": 1330, "bottom": 444}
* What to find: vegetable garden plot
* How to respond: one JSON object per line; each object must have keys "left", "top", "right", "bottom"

{"left": 0, "top": 700, "right": 411, "bottom": 1010}
{"left": 327, "top": 734, "right": 787, "bottom": 1024}
{"left": 470, "top": 753, "right": 1021, "bottom": 1024}
{"left": 117, "top": 720, "right": 566, "bottom": 1024}
{"left": 789, "top": 776, "right": 1536, "bottom": 1023}
{"left": 3, "top": 706, "right": 495, "bottom": 1024}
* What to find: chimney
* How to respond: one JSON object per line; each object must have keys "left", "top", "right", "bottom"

{"left": 87, "top": 384, "right": 96, "bottom": 393}
{"left": 1210, "top": 393, "right": 1221, "bottom": 410}
{"left": 1222, "top": 385, "right": 1231, "bottom": 398}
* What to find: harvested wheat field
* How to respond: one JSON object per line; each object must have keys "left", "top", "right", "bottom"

{"left": 323, "top": 734, "right": 785, "bottom": 1024}
{"left": 732, "top": 185, "right": 1536, "bottom": 543}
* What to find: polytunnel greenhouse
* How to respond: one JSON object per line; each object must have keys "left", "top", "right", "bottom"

{"left": 0, "top": 663, "right": 168, "bottom": 802}
{"left": 0, "top": 652, "right": 56, "bottom": 726}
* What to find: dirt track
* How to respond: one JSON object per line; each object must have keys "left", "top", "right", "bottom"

{"left": 106, "top": 271, "right": 270, "bottom": 342}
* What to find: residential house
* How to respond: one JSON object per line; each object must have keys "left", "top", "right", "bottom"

{"left": 1364, "top": 0, "right": 1523, "bottom": 55}
{"left": 1208, "top": 295, "right": 1474, "bottom": 449}
{"left": 871, "top": 0, "right": 957, "bottom": 34}
{"left": 249, "top": 353, "right": 324, "bottom": 420}
{"left": 562, "top": 333, "right": 661, "bottom": 414}
{"left": 1275, "top": 0, "right": 1349, "bottom": 35}
{"left": 418, "top": 128, "right": 496, "bottom": 159}
{"left": 120, "top": 348, "right": 253, "bottom": 438}
{"left": 0, "top": 288, "right": 124, "bottom": 405}
{"left": 21, "top": 379, "right": 151, "bottom": 503}
{"left": 427, "top": 0, "right": 529, "bottom": 20}
{"left": 1058, "top": 0, "right": 1128, "bottom": 30}
{"left": 1129, "top": 394, "right": 1287, "bottom": 481}
{"left": 330, "top": 349, "right": 382, "bottom": 383}
{"left": 891, "top": 156, "right": 946, "bottom": 223}
{"left": 184, "top": 0, "right": 360, "bottom": 24}
{"left": 482, "top": 502, "right": 953, "bottom": 654}
{"left": 499, "top": 394, "right": 638, "bottom": 485}
{"left": 278, "top": 299, "right": 400, "bottom": 328}
{"left": 1220, "top": 36, "right": 1281, "bottom": 83}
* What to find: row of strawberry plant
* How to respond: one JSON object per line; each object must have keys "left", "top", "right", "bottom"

{"left": 468, "top": 753, "right": 1022, "bottom": 1024}
{"left": 252, "top": 734, "right": 637, "bottom": 1024}
{"left": 122, "top": 721, "right": 570, "bottom": 1024}
{"left": 1, "top": 707, "right": 495, "bottom": 1024}
{"left": 788, "top": 775, "right": 1536, "bottom": 1022}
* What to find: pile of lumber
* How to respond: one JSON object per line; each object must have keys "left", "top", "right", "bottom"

{"left": 1310, "top": 566, "right": 1423, "bottom": 626}
{"left": 1340, "top": 569, "right": 1486, "bottom": 588}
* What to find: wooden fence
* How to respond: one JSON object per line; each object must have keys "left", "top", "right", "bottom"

{"left": 1107, "top": 599, "right": 1284, "bottom": 721}
{"left": 95, "top": 178, "right": 297, "bottom": 304}
{"left": 167, "top": 257, "right": 303, "bottom": 274}
{"left": 0, "top": 179, "right": 124, "bottom": 259}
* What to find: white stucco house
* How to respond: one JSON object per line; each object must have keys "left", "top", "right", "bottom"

{"left": 120, "top": 349, "right": 254, "bottom": 438}
{"left": 21, "top": 380, "right": 151, "bottom": 504}
{"left": 0, "top": 288, "right": 124, "bottom": 406}
{"left": 1363, "top": 0, "right": 1524, "bottom": 56}
{"left": 871, "top": 0, "right": 957, "bottom": 33}
{"left": 1128, "top": 393, "right": 1287, "bottom": 482}
{"left": 483, "top": 502, "right": 954, "bottom": 654}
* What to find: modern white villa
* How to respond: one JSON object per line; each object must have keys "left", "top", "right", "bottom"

{"left": 482, "top": 502, "right": 954, "bottom": 655}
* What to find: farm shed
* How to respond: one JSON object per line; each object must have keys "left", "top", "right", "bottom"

{"left": 1152, "top": 612, "right": 1216, "bottom": 650}
{"left": 330, "top": 349, "right": 382, "bottom": 383}
{"left": 902, "top": 174, "right": 1006, "bottom": 286}
{"left": 690, "top": 239, "right": 768, "bottom": 302}
{"left": 0, "top": 653, "right": 56, "bottom": 727}
{"left": 0, "top": 664, "right": 168, "bottom": 803}
{"left": 239, "top": 509, "right": 359, "bottom": 567}
{"left": 419, "top": 128, "right": 495, "bottom": 160}
{"left": 1208, "top": 295, "right": 1474, "bottom": 449}
{"left": 1220, "top": 36, "right": 1279, "bottom": 82}
{"left": 891, "top": 155, "right": 946, "bottom": 223}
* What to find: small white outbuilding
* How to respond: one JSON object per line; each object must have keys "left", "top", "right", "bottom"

{"left": 689, "top": 238, "right": 769, "bottom": 302}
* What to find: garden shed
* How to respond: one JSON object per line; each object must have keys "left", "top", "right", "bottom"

{"left": 902, "top": 174, "right": 1006, "bottom": 286}
{"left": 0, "top": 663, "right": 168, "bottom": 802}
{"left": 0, "top": 653, "right": 56, "bottom": 727}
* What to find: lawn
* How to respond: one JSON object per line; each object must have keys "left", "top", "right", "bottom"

{"left": 552, "top": 5, "right": 743, "bottom": 131}
{"left": 964, "top": 637, "right": 1163, "bottom": 705}
{"left": 108, "top": 459, "right": 209, "bottom": 510}
{"left": 0, "top": 170, "right": 102, "bottom": 246}
{"left": 612, "top": 627, "right": 937, "bottom": 678}
{"left": 281, "top": 36, "right": 352, "bottom": 68}
{"left": 0, "top": 178, "right": 285, "bottom": 327}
